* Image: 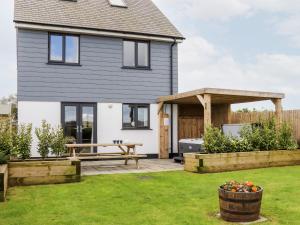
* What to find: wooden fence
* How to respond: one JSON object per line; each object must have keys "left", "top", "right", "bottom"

{"left": 178, "top": 116, "right": 203, "bottom": 140}
{"left": 231, "top": 110, "right": 300, "bottom": 143}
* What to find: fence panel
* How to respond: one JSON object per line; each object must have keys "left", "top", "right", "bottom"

{"left": 231, "top": 110, "right": 300, "bottom": 143}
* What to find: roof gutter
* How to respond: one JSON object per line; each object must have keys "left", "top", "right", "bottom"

{"left": 169, "top": 38, "right": 176, "bottom": 158}
{"left": 170, "top": 39, "right": 176, "bottom": 95}
{"left": 14, "top": 21, "right": 185, "bottom": 43}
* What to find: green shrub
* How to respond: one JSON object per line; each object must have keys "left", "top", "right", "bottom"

{"left": 204, "top": 126, "right": 225, "bottom": 153}
{"left": 35, "top": 120, "right": 52, "bottom": 158}
{"left": 0, "top": 121, "right": 33, "bottom": 160}
{"left": 15, "top": 124, "right": 32, "bottom": 160}
{"left": 204, "top": 117, "right": 298, "bottom": 153}
{"left": 249, "top": 127, "right": 262, "bottom": 150}
{"left": 0, "top": 121, "right": 13, "bottom": 156}
{"left": 222, "top": 135, "right": 234, "bottom": 153}
{"left": 278, "top": 122, "right": 298, "bottom": 150}
{"left": 204, "top": 126, "right": 254, "bottom": 153}
{"left": 240, "top": 125, "right": 260, "bottom": 150}
{"left": 240, "top": 118, "right": 279, "bottom": 151}
{"left": 259, "top": 118, "right": 278, "bottom": 151}
{"left": 0, "top": 151, "right": 9, "bottom": 164}
{"left": 231, "top": 137, "right": 254, "bottom": 152}
{"left": 50, "top": 126, "right": 68, "bottom": 157}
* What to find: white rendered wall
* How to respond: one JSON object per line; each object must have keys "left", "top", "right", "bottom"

{"left": 18, "top": 102, "right": 170, "bottom": 156}
{"left": 97, "top": 103, "right": 159, "bottom": 155}
{"left": 18, "top": 101, "right": 61, "bottom": 157}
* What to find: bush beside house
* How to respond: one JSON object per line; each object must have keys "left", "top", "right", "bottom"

{"left": 0, "top": 120, "right": 80, "bottom": 191}
{"left": 0, "top": 120, "right": 70, "bottom": 160}
{"left": 13, "top": 124, "right": 32, "bottom": 160}
{"left": 0, "top": 121, "right": 12, "bottom": 164}
{"left": 35, "top": 120, "right": 52, "bottom": 159}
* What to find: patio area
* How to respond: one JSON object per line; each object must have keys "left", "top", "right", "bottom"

{"left": 81, "top": 159, "right": 183, "bottom": 175}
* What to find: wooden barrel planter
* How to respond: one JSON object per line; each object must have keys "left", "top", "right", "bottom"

{"left": 219, "top": 188, "right": 263, "bottom": 222}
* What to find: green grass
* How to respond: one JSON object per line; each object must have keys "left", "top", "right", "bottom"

{"left": 1, "top": 166, "right": 300, "bottom": 225}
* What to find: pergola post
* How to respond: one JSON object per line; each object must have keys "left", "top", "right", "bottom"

{"left": 227, "top": 104, "right": 232, "bottom": 124}
{"left": 272, "top": 98, "right": 283, "bottom": 129}
{"left": 197, "top": 94, "right": 212, "bottom": 130}
{"left": 158, "top": 103, "right": 169, "bottom": 159}
{"left": 203, "top": 94, "right": 212, "bottom": 129}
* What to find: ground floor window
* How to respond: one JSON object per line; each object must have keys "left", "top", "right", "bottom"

{"left": 122, "top": 104, "right": 150, "bottom": 129}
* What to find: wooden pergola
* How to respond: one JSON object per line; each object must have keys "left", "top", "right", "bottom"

{"left": 157, "top": 88, "right": 285, "bottom": 158}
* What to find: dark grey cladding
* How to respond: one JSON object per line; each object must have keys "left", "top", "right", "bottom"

{"left": 17, "top": 29, "right": 178, "bottom": 103}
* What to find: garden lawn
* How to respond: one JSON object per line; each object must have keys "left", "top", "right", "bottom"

{"left": 1, "top": 166, "right": 300, "bottom": 225}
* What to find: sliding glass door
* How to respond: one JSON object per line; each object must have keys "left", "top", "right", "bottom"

{"left": 62, "top": 103, "right": 97, "bottom": 153}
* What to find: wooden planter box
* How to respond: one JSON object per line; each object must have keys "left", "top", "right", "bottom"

{"left": 8, "top": 159, "right": 81, "bottom": 187}
{"left": 184, "top": 150, "right": 300, "bottom": 173}
{"left": 0, "top": 164, "right": 8, "bottom": 202}
{"left": 219, "top": 188, "right": 263, "bottom": 222}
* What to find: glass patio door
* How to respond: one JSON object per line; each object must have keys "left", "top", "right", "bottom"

{"left": 62, "top": 103, "right": 97, "bottom": 153}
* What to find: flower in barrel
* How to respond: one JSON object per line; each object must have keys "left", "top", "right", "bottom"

{"left": 220, "top": 181, "right": 261, "bottom": 193}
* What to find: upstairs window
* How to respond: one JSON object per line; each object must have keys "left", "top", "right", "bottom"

{"left": 123, "top": 40, "right": 150, "bottom": 69}
{"left": 122, "top": 104, "right": 150, "bottom": 129}
{"left": 49, "top": 33, "right": 79, "bottom": 64}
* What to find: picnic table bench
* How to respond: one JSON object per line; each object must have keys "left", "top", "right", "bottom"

{"left": 65, "top": 143, "right": 145, "bottom": 168}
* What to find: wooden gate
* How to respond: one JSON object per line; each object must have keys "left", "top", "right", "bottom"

{"left": 159, "top": 113, "right": 169, "bottom": 159}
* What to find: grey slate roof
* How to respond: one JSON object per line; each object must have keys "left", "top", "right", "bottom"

{"left": 14, "top": 0, "right": 184, "bottom": 39}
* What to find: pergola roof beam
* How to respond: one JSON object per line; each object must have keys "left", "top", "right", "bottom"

{"left": 157, "top": 88, "right": 284, "bottom": 105}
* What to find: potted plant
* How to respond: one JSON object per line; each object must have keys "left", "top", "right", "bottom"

{"left": 219, "top": 181, "right": 263, "bottom": 222}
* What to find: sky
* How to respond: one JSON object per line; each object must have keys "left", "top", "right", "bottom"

{"left": 1, "top": 0, "right": 300, "bottom": 110}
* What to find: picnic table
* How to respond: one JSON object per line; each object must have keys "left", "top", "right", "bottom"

{"left": 65, "top": 143, "right": 145, "bottom": 168}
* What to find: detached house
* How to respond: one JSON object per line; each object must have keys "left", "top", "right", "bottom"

{"left": 14, "top": 0, "right": 184, "bottom": 157}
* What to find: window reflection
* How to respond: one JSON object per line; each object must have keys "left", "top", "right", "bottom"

{"left": 123, "top": 41, "right": 149, "bottom": 68}
{"left": 64, "top": 106, "right": 77, "bottom": 141}
{"left": 123, "top": 104, "right": 135, "bottom": 128}
{"left": 66, "top": 36, "right": 79, "bottom": 63}
{"left": 137, "top": 106, "right": 148, "bottom": 128}
{"left": 138, "top": 42, "right": 149, "bottom": 67}
{"left": 50, "top": 35, "right": 63, "bottom": 61}
{"left": 82, "top": 107, "right": 94, "bottom": 144}
{"left": 122, "top": 104, "right": 149, "bottom": 129}
{"left": 123, "top": 41, "right": 135, "bottom": 67}
{"left": 49, "top": 34, "right": 79, "bottom": 64}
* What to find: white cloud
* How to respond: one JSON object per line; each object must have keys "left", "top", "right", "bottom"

{"left": 178, "top": 37, "right": 300, "bottom": 109}
{"left": 246, "top": 0, "right": 300, "bottom": 14}
{"left": 152, "top": 0, "right": 300, "bottom": 108}
{"left": 153, "top": 0, "right": 251, "bottom": 22}
{"left": 276, "top": 15, "right": 300, "bottom": 47}
{"left": 153, "top": 0, "right": 300, "bottom": 22}
{"left": 180, "top": 0, "right": 251, "bottom": 22}
{"left": 1, "top": 0, "right": 299, "bottom": 110}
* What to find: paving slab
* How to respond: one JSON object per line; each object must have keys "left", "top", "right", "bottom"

{"left": 81, "top": 159, "right": 183, "bottom": 175}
